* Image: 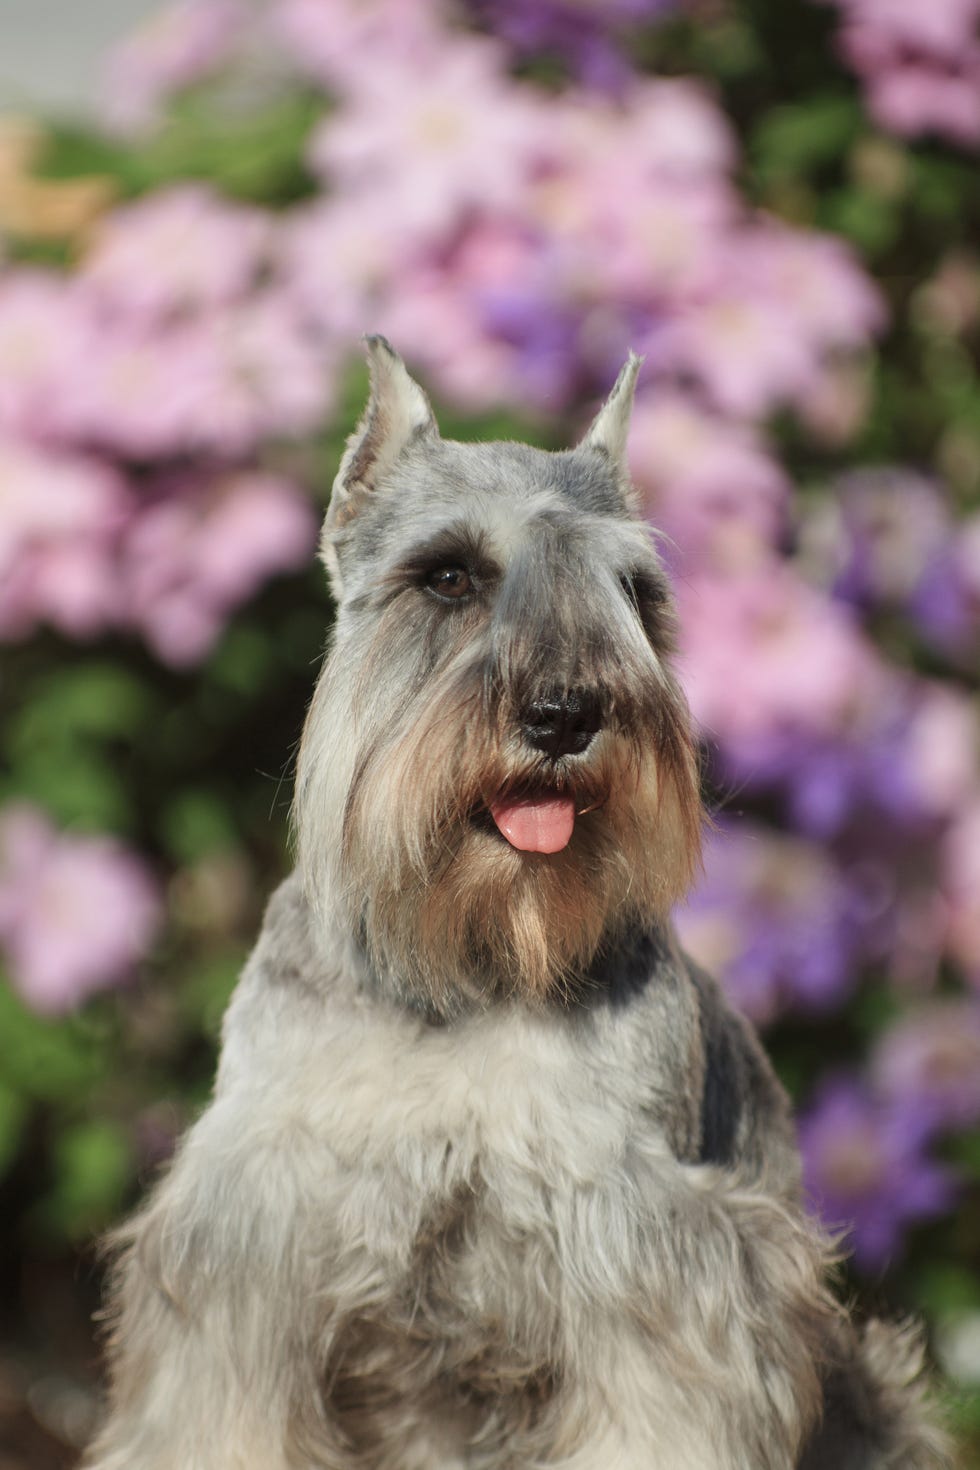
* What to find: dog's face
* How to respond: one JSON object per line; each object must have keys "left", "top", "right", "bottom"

{"left": 296, "top": 338, "right": 700, "bottom": 1014}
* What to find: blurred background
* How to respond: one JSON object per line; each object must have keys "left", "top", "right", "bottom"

{"left": 0, "top": 0, "right": 978, "bottom": 1464}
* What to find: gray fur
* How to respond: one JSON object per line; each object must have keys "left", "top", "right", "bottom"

{"left": 84, "top": 342, "right": 949, "bottom": 1470}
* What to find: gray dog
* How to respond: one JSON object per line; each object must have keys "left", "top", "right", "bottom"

{"left": 84, "top": 339, "right": 947, "bottom": 1470}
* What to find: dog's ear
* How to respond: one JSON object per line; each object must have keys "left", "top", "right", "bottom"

{"left": 322, "top": 337, "right": 438, "bottom": 592}
{"left": 579, "top": 351, "right": 642, "bottom": 470}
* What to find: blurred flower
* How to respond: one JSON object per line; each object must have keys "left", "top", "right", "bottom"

{"left": 798, "top": 1077, "right": 955, "bottom": 1269}
{"left": 277, "top": 195, "right": 403, "bottom": 341}
{"left": 824, "top": 0, "right": 980, "bottom": 146}
{"left": 0, "top": 805, "right": 161, "bottom": 1014}
{"left": 629, "top": 394, "right": 790, "bottom": 572}
{"left": 677, "top": 822, "right": 864, "bottom": 1023}
{"left": 270, "top": 0, "right": 445, "bottom": 93}
{"left": 911, "top": 512, "right": 980, "bottom": 663}
{"left": 652, "top": 226, "right": 883, "bottom": 419}
{"left": 0, "top": 437, "right": 128, "bottom": 639}
{"left": 308, "top": 35, "right": 542, "bottom": 235}
{"left": 469, "top": 0, "right": 677, "bottom": 89}
{"left": 944, "top": 799, "right": 980, "bottom": 984}
{"left": 102, "top": 0, "right": 250, "bottom": 134}
{"left": 80, "top": 185, "right": 273, "bottom": 321}
{"left": 802, "top": 468, "right": 952, "bottom": 610}
{"left": 122, "top": 471, "right": 317, "bottom": 666}
{"left": 50, "top": 295, "right": 333, "bottom": 460}
{"left": 677, "top": 564, "right": 886, "bottom": 757}
{"left": 872, "top": 1001, "right": 980, "bottom": 1132}
{"left": 0, "top": 271, "right": 91, "bottom": 438}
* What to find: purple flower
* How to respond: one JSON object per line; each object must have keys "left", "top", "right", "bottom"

{"left": 798, "top": 1077, "right": 955, "bottom": 1270}
{"left": 468, "top": 0, "right": 676, "bottom": 90}
{"left": 0, "top": 805, "right": 162, "bottom": 1014}
{"left": 122, "top": 471, "right": 317, "bottom": 666}
{"left": 872, "top": 1002, "right": 980, "bottom": 1133}
{"left": 677, "top": 821, "right": 863, "bottom": 1023}
{"left": 944, "top": 799, "right": 980, "bottom": 986}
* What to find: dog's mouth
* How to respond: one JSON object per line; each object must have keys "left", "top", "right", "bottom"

{"left": 488, "top": 793, "right": 577, "bottom": 853}
{"left": 476, "top": 789, "right": 607, "bottom": 854}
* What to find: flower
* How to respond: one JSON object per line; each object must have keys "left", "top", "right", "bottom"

{"left": 798, "top": 1077, "right": 955, "bottom": 1270}
{"left": 677, "top": 822, "right": 864, "bottom": 1023}
{"left": 270, "top": 0, "right": 445, "bottom": 93}
{"left": 80, "top": 185, "right": 273, "bottom": 321}
{"left": 122, "top": 471, "right": 317, "bottom": 666}
{"left": 629, "top": 394, "right": 790, "bottom": 573}
{"left": 469, "top": 0, "right": 679, "bottom": 89}
{"left": 872, "top": 1002, "right": 980, "bottom": 1132}
{"left": 102, "top": 0, "right": 250, "bottom": 133}
{"left": 0, "top": 438, "right": 128, "bottom": 640}
{"left": 308, "top": 35, "right": 543, "bottom": 235}
{"left": 0, "top": 271, "right": 92, "bottom": 439}
{"left": 0, "top": 805, "right": 161, "bottom": 1014}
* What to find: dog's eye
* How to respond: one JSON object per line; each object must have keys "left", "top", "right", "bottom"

{"left": 424, "top": 566, "right": 473, "bottom": 601}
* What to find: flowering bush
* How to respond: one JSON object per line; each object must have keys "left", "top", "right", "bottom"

{"left": 0, "top": 0, "right": 978, "bottom": 1458}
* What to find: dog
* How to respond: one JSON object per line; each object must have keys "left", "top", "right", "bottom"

{"left": 83, "top": 338, "right": 948, "bottom": 1470}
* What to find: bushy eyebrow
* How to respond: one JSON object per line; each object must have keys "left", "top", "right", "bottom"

{"left": 385, "top": 523, "right": 503, "bottom": 591}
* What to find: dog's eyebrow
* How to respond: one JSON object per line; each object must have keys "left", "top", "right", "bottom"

{"left": 388, "top": 525, "right": 503, "bottom": 585}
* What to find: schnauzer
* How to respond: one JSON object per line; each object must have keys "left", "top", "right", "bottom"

{"left": 84, "top": 339, "right": 948, "bottom": 1470}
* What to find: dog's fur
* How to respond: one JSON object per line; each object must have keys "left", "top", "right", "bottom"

{"left": 83, "top": 340, "right": 949, "bottom": 1470}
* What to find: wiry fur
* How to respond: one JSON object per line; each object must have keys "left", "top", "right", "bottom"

{"left": 84, "top": 339, "right": 949, "bottom": 1470}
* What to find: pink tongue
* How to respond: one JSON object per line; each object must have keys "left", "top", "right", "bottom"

{"left": 489, "top": 795, "right": 576, "bottom": 854}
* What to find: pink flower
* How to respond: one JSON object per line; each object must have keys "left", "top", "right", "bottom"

{"left": 676, "top": 564, "right": 889, "bottom": 750}
{"left": 50, "top": 318, "right": 216, "bottom": 460}
{"left": 872, "top": 1001, "right": 980, "bottom": 1131}
{"left": 629, "top": 394, "right": 790, "bottom": 572}
{"left": 51, "top": 296, "right": 333, "bottom": 459}
{"left": 186, "top": 294, "right": 335, "bottom": 453}
{"left": 80, "top": 185, "right": 273, "bottom": 321}
{"left": 653, "top": 286, "right": 820, "bottom": 420}
{"left": 864, "top": 61, "right": 980, "bottom": 145}
{"left": 0, "top": 438, "right": 128, "bottom": 639}
{"left": 270, "top": 0, "right": 445, "bottom": 93}
{"left": 102, "top": 0, "right": 250, "bottom": 133}
{"left": 0, "top": 805, "right": 161, "bottom": 1014}
{"left": 309, "top": 36, "right": 543, "bottom": 235}
{"left": 652, "top": 226, "right": 883, "bottom": 419}
{"left": 122, "top": 471, "right": 317, "bottom": 665}
{"left": 0, "top": 271, "right": 92, "bottom": 438}
{"left": 619, "top": 77, "right": 739, "bottom": 179}
{"left": 277, "top": 197, "right": 402, "bottom": 341}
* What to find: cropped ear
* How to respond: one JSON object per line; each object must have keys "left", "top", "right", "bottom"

{"left": 579, "top": 351, "right": 643, "bottom": 470}
{"left": 322, "top": 336, "right": 438, "bottom": 592}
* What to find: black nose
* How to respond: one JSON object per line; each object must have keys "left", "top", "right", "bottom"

{"left": 521, "top": 689, "right": 602, "bottom": 760}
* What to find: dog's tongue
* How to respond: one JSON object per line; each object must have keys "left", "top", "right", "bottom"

{"left": 489, "top": 795, "right": 576, "bottom": 854}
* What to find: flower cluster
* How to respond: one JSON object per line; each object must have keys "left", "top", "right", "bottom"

{"left": 0, "top": 188, "right": 319, "bottom": 655}
{"left": 0, "top": 805, "right": 161, "bottom": 1014}
{"left": 821, "top": 0, "right": 980, "bottom": 145}
{"left": 0, "top": 0, "right": 977, "bottom": 1285}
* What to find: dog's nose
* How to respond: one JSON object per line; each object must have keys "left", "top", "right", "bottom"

{"left": 522, "top": 689, "right": 602, "bottom": 760}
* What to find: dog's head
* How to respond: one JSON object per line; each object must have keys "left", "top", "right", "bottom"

{"left": 296, "top": 337, "right": 701, "bottom": 1014}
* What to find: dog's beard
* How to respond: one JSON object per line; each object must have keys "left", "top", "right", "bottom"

{"left": 330, "top": 665, "right": 701, "bottom": 1016}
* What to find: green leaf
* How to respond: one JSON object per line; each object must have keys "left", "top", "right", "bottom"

{"left": 40, "top": 1119, "right": 132, "bottom": 1239}
{"left": 752, "top": 96, "right": 862, "bottom": 176}
{"left": 161, "top": 791, "right": 240, "bottom": 863}
{"left": 0, "top": 981, "right": 108, "bottom": 1102}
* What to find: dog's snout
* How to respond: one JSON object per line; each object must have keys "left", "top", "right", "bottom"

{"left": 522, "top": 689, "right": 602, "bottom": 760}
